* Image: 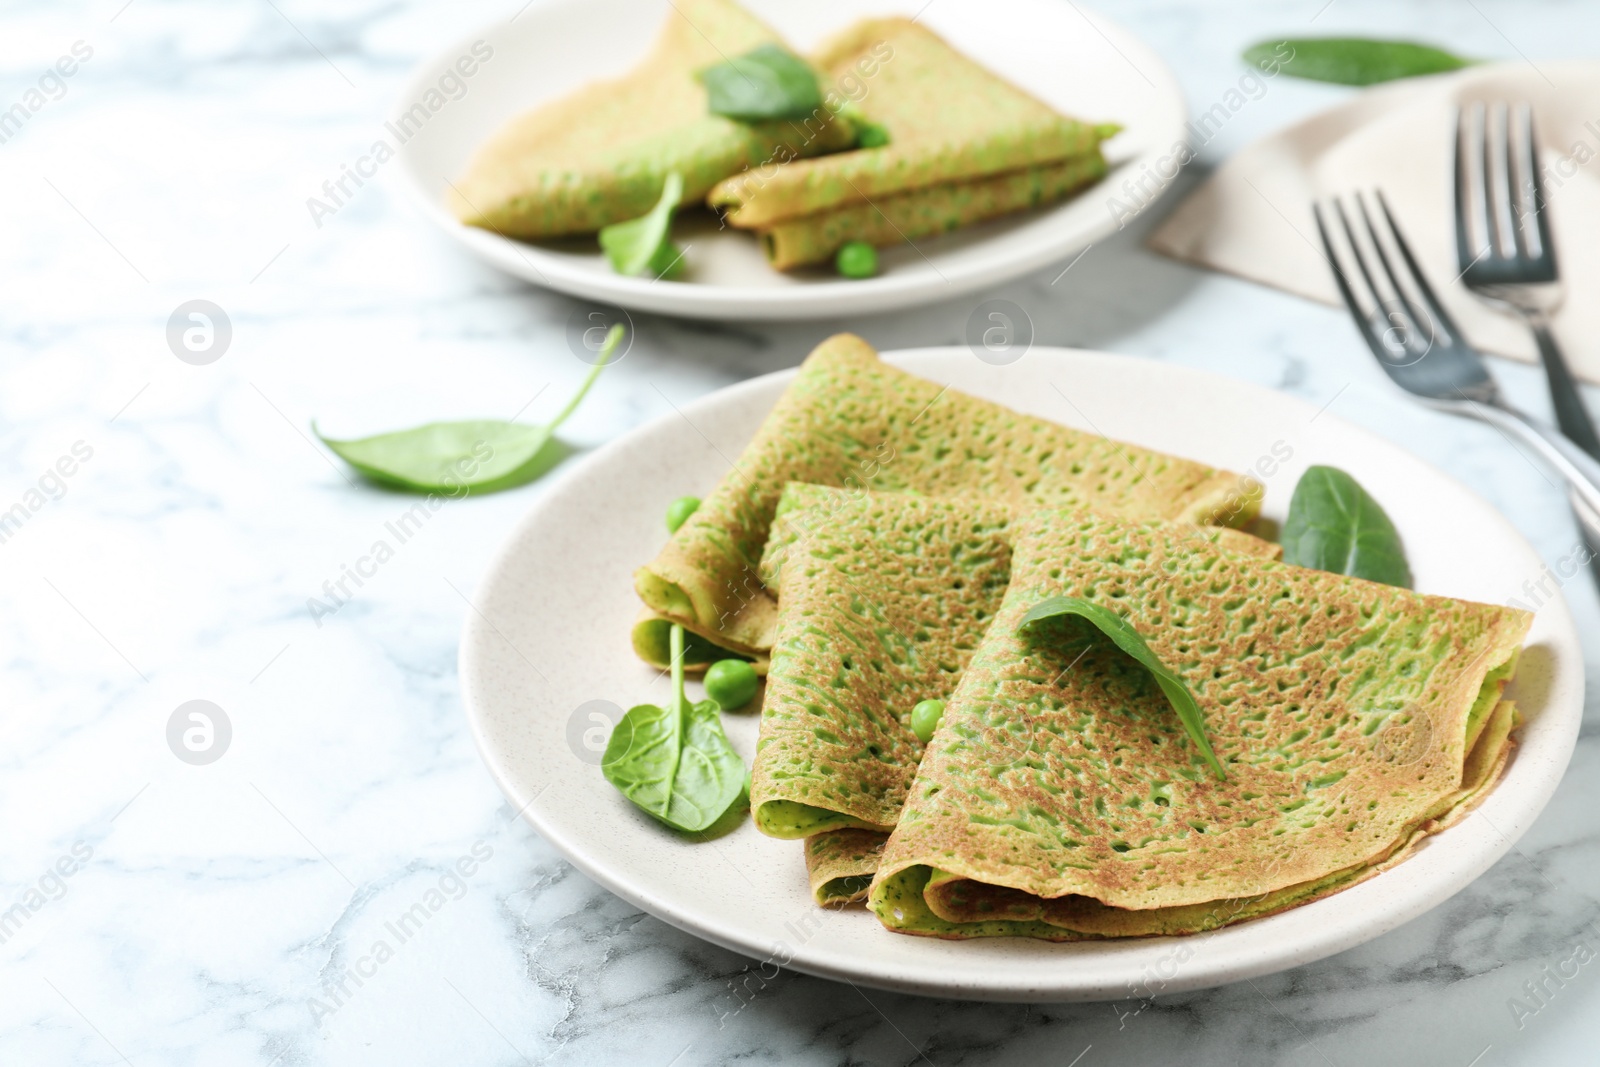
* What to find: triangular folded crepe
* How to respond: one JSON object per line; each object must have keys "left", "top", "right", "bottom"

{"left": 869, "top": 511, "right": 1530, "bottom": 938}
{"left": 759, "top": 487, "right": 1279, "bottom": 908}
{"left": 633, "top": 333, "right": 1262, "bottom": 665}
{"left": 449, "top": 0, "right": 855, "bottom": 238}
{"left": 709, "top": 18, "right": 1113, "bottom": 228}
{"left": 752, "top": 488, "right": 1014, "bottom": 840}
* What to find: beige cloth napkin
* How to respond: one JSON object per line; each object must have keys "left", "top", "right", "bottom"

{"left": 1149, "top": 61, "right": 1600, "bottom": 382}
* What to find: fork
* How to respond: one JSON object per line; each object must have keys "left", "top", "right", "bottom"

{"left": 1455, "top": 101, "right": 1600, "bottom": 574}
{"left": 1313, "top": 190, "right": 1600, "bottom": 534}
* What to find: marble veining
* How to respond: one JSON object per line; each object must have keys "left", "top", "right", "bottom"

{"left": 1, "top": 0, "right": 1598, "bottom": 1063}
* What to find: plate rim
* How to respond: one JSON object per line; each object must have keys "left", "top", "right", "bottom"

{"left": 392, "top": 0, "right": 1189, "bottom": 321}
{"left": 459, "top": 345, "right": 1583, "bottom": 1000}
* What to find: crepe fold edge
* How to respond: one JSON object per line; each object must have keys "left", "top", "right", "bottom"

{"left": 629, "top": 608, "right": 768, "bottom": 675}
{"left": 805, "top": 829, "right": 889, "bottom": 906}
{"left": 870, "top": 694, "right": 1521, "bottom": 939}
{"left": 754, "top": 155, "right": 1107, "bottom": 270}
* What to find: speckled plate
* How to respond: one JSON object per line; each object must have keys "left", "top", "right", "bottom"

{"left": 393, "top": 0, "right": 1186, "bottom": 321}
{"left": 459, "top": 348, "right": 1583, "bottom": 1001}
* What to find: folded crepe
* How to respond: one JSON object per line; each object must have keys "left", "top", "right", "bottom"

{"left": 633, "top": 333, "right": 1263, "bottom": 668}
{"left": 759, "top": 155, "right": 1108, "bottom": 270}
{"left": 629, "top": 609, "right": 765, "bottom": 676}
{"left": 709, "top": 18, "right": 1114, "bottom": 230}
{"left": 759, "top": 486, "right": 1279, "bottom": 905}
{"left": 752, "top": 487, "right": 1014, "bottom": 843}
{"left": 805, "top": 828, "right": 888, "bottom": 907}
{"left": 448, "top": 0, "right": 855, "bottom": 238}
{"left": 869, "top": 511, "right": 1530, "bottom": 938}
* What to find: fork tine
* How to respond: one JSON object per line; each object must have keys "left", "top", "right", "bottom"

{"left": 1333, "top": 198, "right": 1386, "bottom": 314}
{"left": 1488, "top": 101, "right": 1519, "bottom": 258}
{"left": 1517, "top": 104, "right": 1557, "bottom": 267}
{"left": 1452, "top": 107, "right": 1474, "bottom": 272}
{"left": 1351, "top": 192, "right": 1439, "bottom": 354}
{"left": 1507, "top": 104, "right": 1535, "bottom": 260}
{"left": 1313, "top": 201, "right": 1389, "bottom": 363}
{"left": 1371, "top": 189, "right": 1466, "bottom": 342}
{"left": 1461, "top": 102, "right": 1492, "bottom": 263}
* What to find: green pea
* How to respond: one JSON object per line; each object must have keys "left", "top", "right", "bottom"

{"left": 665, "top": 495, "right": 701, "bottom": 533}
{"left": 704, "top": 659, "right": 759, "bottom": 710}
{"left": 836, "top": 241, "right": 878, "bottom": 279}
{"left": 911, "top": 699, "right": 945, "bottom": 743}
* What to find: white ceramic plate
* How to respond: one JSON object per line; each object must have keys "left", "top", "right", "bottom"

{"left": 394, "top": 0, "right": 1185, "bottom": 321}
{"left": 459, "top": 348, "right": 1582, "bottom": 1001}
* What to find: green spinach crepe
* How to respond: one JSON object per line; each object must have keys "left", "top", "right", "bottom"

{"left": 448, "top": 0, "right": 854, "bottom": 238}
{"left": 805, "top": 828, "right": 889, "bottom": 907}
{"left": 752, "top": 488, "right": 1014, "bottom": 841}
{"left": 709, "top": 18, "right": 1116, "bottom": 266}
{"left": 758, "top": 486, "right": 1279, "bottom": 905}
{"left": 759, "top": 156, "right": 1109, "bottom": 270}
{"left": 633, "top": 333, "right": 1262, "bottom": 669}
{"left": 869, "top": 510, "right": 1530, "bottom": 938}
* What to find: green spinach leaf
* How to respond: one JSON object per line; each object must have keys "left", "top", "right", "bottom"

{"left": 1245, "top": 37, "right": 1472, "bottom": 85}
{"left": 317, "top": 324, "right": 623, "bottom": 494}
{"left": 1018, "top": 596, "right": 1225, "bottom": 780}
{"left": 1281, "top": 465, "right": 1411, "bottom": 587}
{"left": 600, "top": 173, "right": 686, "bottom": 279}
{"left": 701, "top": 43, "right": 823, "bottom": 121}
{"left": 602, "top": 622, "right": 746, "bottom": 832}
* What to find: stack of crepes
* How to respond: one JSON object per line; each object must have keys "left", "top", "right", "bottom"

{"left": 710, "top": 18, "right": 1118, "bottom": 268}
{"left": 449, "top": 0, "right": 1117, "bottom": 265}
{"left": 629, "top": 334, "right": 1532, "bottom": 939}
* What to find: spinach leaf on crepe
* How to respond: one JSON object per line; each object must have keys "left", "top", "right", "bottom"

{"left": 599, "top": 173, "right": 686, "bottom": 279}
{"left": 603, "top": 622, "right": 746, "bottom": 833}
{"left": 316, "top": 326, "right": 624, "bottom": 494}
{"left": 1281, "top": 465, "right": 1411, "bottom": 587}
{"left": 1245, "top": 38, "right": 1472, "bottom": 85}
{"left": 1017, "top": 596, "right": 1225, "bottom": 780}
{"left": 701, "top": 43, "right": 822, "bottom": 121}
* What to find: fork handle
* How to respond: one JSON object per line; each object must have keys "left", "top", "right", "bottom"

{"left": 1473, "top": 401, "right": 1600, "bottom": 522}
{"left": 1527, "top": 310, "right": 1600, "bottom": 458}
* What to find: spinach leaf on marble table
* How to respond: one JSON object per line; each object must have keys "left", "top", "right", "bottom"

{"left": 316, "top": 324, "right": 623, "bottom": 494}
{"left": 1244, "top": 37, "right": 1473, "bottom": 85}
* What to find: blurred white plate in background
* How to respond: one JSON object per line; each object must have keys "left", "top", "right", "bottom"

{"left": 393, "top": 0, "right": 1186, "bottom": 320}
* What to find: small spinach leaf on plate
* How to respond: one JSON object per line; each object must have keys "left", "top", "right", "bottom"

{"left": 601, "top": 699, "right": 746, "bottom": 832}
{"left": 702, "top": 43, "right": 823, "bottom": 121}
{"left": 1018, "top": 596, "right": 1225, "bottom": 780}
{"left": 1245, "top": 37, "right": 1472, "bottom": 85}
{"left": 600, "top": 173, "right": 686, "bottom": 279}
{"left": 602, "top": 622, "right": 746, "bottom": 833}
{"left": 317, "top": 324, "right": 623, "bottom": 494}
{"left": 1281, "top": 465, "right": 1411, "bottom": 587}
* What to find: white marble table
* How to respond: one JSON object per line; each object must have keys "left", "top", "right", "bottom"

{"left": 3, "top": 1, "right": 1597, "bottom": 1063}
